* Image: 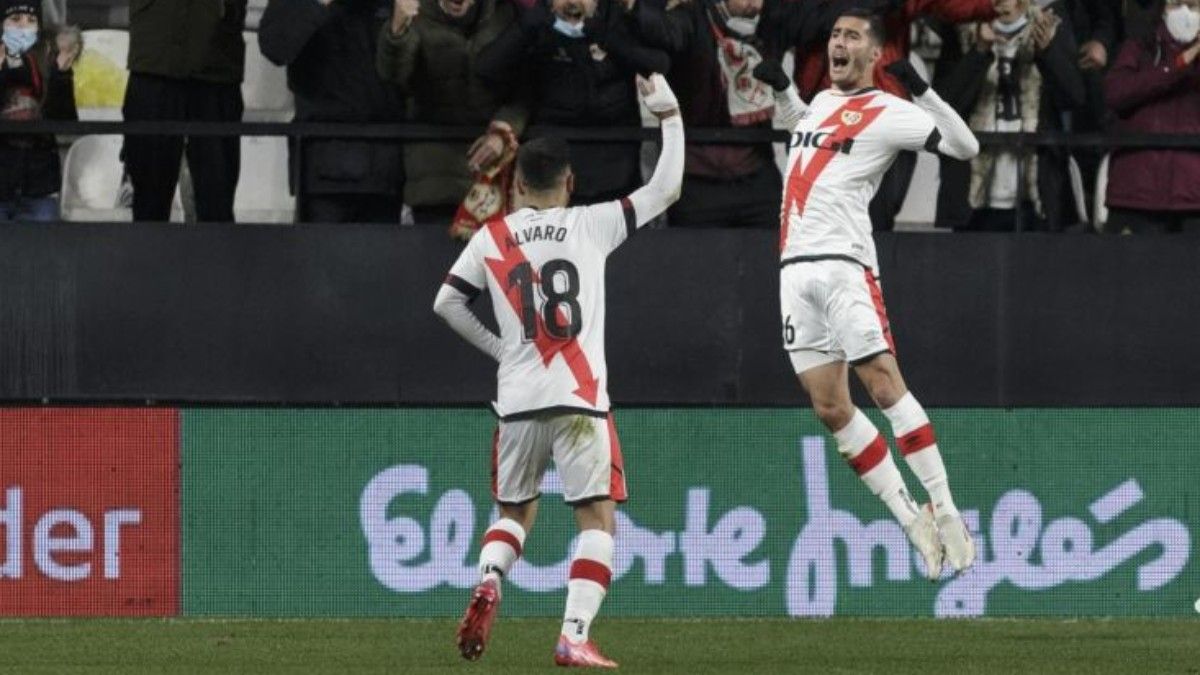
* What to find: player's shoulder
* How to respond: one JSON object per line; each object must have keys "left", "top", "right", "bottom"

{"left": 875, "top": 90, "right": 923, "bottom": 114}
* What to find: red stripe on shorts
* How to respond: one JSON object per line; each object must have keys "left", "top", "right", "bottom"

{"left": 490, "top": 426, "right": 500, "bottom": 500}
{"left": 848, "top": 434, "right": 889, "bottom": 475}
{"left": 863, "top": 270, "right": 895, "bottom": 353}
{"left": 482, "top": 529, "right": 523, "bottom": 558}
{"left": 570, "top": 559, "right": 612, "bottom": 589}
{"left": 897, "top": 424, "right": 936, "bottom": 457}
{"left": 606, "top": 414, "right": 628, "bottom": 503}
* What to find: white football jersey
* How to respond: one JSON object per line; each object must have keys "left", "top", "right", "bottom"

{"left": 779, "top": 88, "right": 938, "bottom": 271}
{"left": 445, "top": 201, "right": 636, "bottom": 420}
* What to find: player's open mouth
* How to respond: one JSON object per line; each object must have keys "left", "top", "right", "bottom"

{"left": 831, "top": 56, "right": 849, "bottom": 69}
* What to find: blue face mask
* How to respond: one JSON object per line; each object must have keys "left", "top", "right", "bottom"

{"left": 2, "top": 26, "right": 38, "bottom": 57}
{"left": 552, "top": 16, "right": 586, "bottom": 39}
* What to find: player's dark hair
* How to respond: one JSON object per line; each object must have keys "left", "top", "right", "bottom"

{"left": 837, "top": 7, "right": 886, "bottom": 46}
{"left": 517, "top": 137, "right": 572, "bottom": 192}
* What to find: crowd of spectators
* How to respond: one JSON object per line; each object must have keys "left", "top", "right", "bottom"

{"left": 1, "top": 0, "right": 1198, "bottom": 233}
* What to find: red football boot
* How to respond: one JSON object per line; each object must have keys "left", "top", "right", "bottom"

{"left": 553, "top": 635, "right": 619, "bottom": 668}
{"left": 456, "top": 579, "right": 500, "bottom": 661}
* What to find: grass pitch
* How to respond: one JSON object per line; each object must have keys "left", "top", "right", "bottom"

{"left": 0, "top": 618, "right": 1197, "bottom": 674}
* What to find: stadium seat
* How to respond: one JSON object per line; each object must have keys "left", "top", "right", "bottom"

{"left": 234, "top": 135, "right": 294, "bottom": 223}
{"left": 1093, "top": 154, "right": 1110, "bottom": 231}
{"left": 60, "top": 135, "right": 183, "bottom": 222}
{"left": 75, "top": 29, "right": 130, "bottom": 121}
{"left": 243, "top": 31, "right": 293, "bottom": 122}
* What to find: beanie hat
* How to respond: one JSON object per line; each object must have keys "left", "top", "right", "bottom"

{"left": 2, "top": 0, "right": 41, "bottom": 22}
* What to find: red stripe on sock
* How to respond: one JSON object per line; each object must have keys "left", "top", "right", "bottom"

{"left": 482, "top": 529, "right": 522, "bottom": 558}
{"left": 897, "top": 424, "right": 936, "bottom": 456}
{"left": 569, "top": 559, "right": 612, "bottom": 589}
{"left": 848, "top": 434, "right": 889, "bottom": 475}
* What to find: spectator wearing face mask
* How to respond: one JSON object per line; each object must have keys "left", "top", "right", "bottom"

{"left": 259, "top": 0, "right": 406, "bottom": 223}
{"left": 0, "top": 1, "right": 78, "bottom": 222}
{"left": 935, "top": 0, "right": 1086, "bottom": 230}
{"left": 123, "top": 0, "right": 247, "bottom": 223}
{"left": 377, "top": 0, "right": 529, "bottom": 228}
{"left": 476, "top": 0, "right": 669, "bottom": 205}
{"left": 1103, "top": 0, "right": 1200, "bottom": 233}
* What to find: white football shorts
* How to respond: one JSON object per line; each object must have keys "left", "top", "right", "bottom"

{"left": 491, "top": 413, "right": 627, "bottom": 506}
{"left": 779, "top": 258, "right": 895, "bottom": 374}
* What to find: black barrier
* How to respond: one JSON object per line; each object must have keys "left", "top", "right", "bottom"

{"left": 7, "top": 120, "right": 1200, "bottom": 149}
{"left": 0, "top": 224, "right": 1196, "bottom": 406}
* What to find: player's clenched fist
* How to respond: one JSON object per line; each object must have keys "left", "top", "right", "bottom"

{"left": 391, "top": 0, "right": 420, "bottom": 34}
{"left": 637, "top": 73, "right": 679, "bottom": 120}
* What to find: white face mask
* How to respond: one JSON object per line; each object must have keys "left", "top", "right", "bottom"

{"left": 992, "top": 14, "right": 1029, "bottom": 37}
{"left": 1165, "top": 5, "right": 1200, "bottom": 44}
{"left": 552, "top": 16, "right": 585, "bottom": 38}
{"left": 725, "top": 14, "right": 759, "bottom": 37}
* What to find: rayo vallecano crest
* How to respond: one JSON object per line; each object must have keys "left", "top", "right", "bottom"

{"left": 840, "top": 109, "right": 863, "bottom": 126}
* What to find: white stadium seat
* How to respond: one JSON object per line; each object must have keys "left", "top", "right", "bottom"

{"left": 234, "top": 135, "right": 294, "bottom": 223}
{"left": 242, "top": 31, "right": 293, "bottom": 122}
{"left": 60, "top": 135, "right": 183, "bottom": 222}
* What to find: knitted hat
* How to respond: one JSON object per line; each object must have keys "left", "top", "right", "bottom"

{"left": 2, "top": 0, "right": 41, "bottom": 21}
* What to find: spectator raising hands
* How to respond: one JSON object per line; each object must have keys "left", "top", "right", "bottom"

{"left": 377, "top": 0, "right": 529, "bottom": 231}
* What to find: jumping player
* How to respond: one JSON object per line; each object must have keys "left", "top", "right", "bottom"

{"left": 432, "top": 74, "right": 683, "bottom": 667}
{"left": 759, "top": 8, "right": 980, "bottom": 579}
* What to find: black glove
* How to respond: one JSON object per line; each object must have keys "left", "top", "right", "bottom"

{"left": 752, "top": 59, "right": 790, "bottom": 92}
{"left": 884, "top": 58, "right": 929, "bottom": 97}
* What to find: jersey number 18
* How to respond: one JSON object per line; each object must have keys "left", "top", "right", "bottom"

{"left": 507, "top": 259, "right": 582, "bottom": 341}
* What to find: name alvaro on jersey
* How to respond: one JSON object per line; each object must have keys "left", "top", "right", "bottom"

{"left": 504, "top": 222, "right": 570, "bottom": 248}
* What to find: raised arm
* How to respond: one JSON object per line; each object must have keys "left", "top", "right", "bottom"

{"left": 625, "top": 73, "right": 684, "bottom": 227}
{"left": 885, "top": 59, "right": 979, "bottom": 160}
{"left": 751, "top": 58, "right": 809, "bottom": 130}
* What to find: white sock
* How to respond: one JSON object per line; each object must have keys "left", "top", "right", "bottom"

{"left": 478, "top": 518, "right": 526, "bottom": 584}
{"left": 834, "top": 408, "right": 920, "bottom": 527}
{"left": 561, "top": 529, "right": 613, "bottom": 644}
{"left": 883, "top": 392, "right": 959, "bottom": 518}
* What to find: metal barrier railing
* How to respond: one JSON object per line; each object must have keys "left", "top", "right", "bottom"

{"left": 4, "top": 119, "right": 1196, "bottom": 229}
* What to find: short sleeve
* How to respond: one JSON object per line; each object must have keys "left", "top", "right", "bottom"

{"left": 577, "top": 198, "right": 637, "bottom": 255}
{"left": 445, "top": 234, "right": 488, "bottom": 299}
{"left": 888, "top": 98, "right": 939, "bottom": 153}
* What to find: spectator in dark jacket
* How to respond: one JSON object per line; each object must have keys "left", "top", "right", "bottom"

{"left": 123, "top": 0, "right": 247, "bottom": 222}
{"left": 935, "top": 0, "right": 1085, "bottom": 230}
{"left": 0, "top": 1, "right": 77, "bottom": 221}
{"left": 477, "top": 0, "right": 669, "bottom": 204}
{"left": 376, "top": 0, "right": 528, "bottom": 226}
{"left": 260, "top": 0, "right": 405, "bottom": 223}
{"left": 641, "top": 0, "right": 785, "bottom": 228}
{"left": 1104, "top": 0, "right": 1200, "bottom": 233}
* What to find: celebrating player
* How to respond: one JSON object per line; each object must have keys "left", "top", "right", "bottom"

{"left": 432, "top": 73, "right": 684, "bottom": 667}
{"left": 759, "top": 8, "right": 980, "bottom": 580}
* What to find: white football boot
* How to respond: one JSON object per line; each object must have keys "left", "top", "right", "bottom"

{"left": 904, "top": 504, "right": 944, "bottom": 581}
{"left": 937, "top": 512, "right": 977, "bottom": 574}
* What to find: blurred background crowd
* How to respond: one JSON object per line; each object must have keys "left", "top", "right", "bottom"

{"left": 4, "top": 0, "right": 1198, "bottom": 234}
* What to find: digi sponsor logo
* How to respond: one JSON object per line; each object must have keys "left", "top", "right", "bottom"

{"left": 0, "top": 409, "right": 180, "bottom": 616}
